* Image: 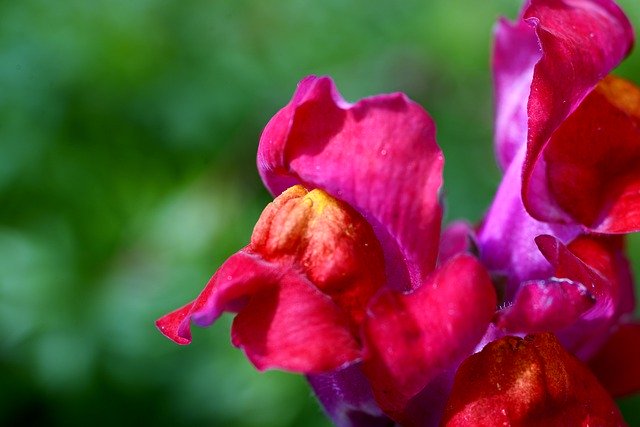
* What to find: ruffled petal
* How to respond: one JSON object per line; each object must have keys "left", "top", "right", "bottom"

{"left": 442, "top": 333, "right": 626, "bottom": 426}
{"left": 156, "top": 185, "right": 387, "bottom": 373}
{"left": 589, "top": 323, "right": 640, "bottom": 398}
{"left": 519, "top": 0, "right": 634, "bottom": 222}
{"left": 360, "top": 254, "right": 496, "bottom": 423}
{"left": 156, "top": 250, "right": 278, "bottom": 345}
{"left": 157, "top": 250, "right": 362, "bottom": 372}
{"left": 544, "top": 76, "right": 640, "bottom": 233}
{"left": 258, "top": 76, "right": 444, "bottom": 291}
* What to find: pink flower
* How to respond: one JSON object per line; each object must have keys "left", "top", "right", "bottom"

{"left": 157, "top": 0, "right": 640, "bottom": 425}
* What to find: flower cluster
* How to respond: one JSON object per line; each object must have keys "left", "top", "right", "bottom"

{"left": 157, "top": 0, "right": 640, "bottom": 425}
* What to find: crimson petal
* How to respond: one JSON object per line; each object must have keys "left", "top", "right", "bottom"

{"left": 535, "top": 234, "right": 632, "bottom": 358}
{"left": 230, "top": 267, "right": 361, "bottom": 372}
{"left": 497, "top": 277, "right": 595, "bottom": 333}
{"left": 519, "top": 0, "right": 634, "bottom": 223}
{"left": 360, "top": 254, "right": 496, "bottom": 423}
{"left": 156, "top": 250, "right": 361, "bottom": 373}
{"left": 589, "top": 323, "right": 640, "bottom": 398}
{"left": 437, "top": 220, "right": 476, "bottom": 266}
{"left": 544, "top": 76, "right": 640, "bottom": 233}
{"left": 257, "top": 76, "right": 443, "bottom": 291}
{"left": 442, "top": 333, "right": 626, "bottom": 426}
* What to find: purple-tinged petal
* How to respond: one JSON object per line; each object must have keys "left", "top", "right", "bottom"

{"left": 539, "top": 234, "right": 634, "bottom": 316}
{"left": 535, "top": 234, "right": 631, "bottom": 358}
{"left": 360, "top": 254, "right": 496, "bottom": 424}
{"left": 442, "top": 333, "right": 626, "bottom": 427}
{"left": 589, "top": 322, "right": 640, "bottom": 398}
{"left": 258, "top": 76, "right": 444, "bottom": 291}
{"left": 307, "top": 365, "right": 393, "bottom": 427}
{"left": 543, "top": 76, "right": 640, "bottom": 233}
{"left": 493, "top": 17, "right": 541, "bottom": 170}
{"left": 399, "top": 368, "right": 458, "bottom": 427}
{"left": 519, "top": 0, "right": 634, "bottom": 222}
{"left": 496, "top": 277, "right": 595, "bottom": 333}
{"left": 477, "top": 146, "right": 580, "bottom": 301}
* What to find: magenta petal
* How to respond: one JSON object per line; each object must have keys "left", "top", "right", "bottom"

{"left": 520, "top": 0, "right": 634, "bottom": 222}
{"left": 361, "top": 254, "right": 496, "bottom": 422}
{"left": 492, "top": 17, "right": 541, "bottom": 170}
{"left": 477, "top": 147, "right": 579, "bottom": 301}
{"left": 535, "top": 235, "right": 623, "bottom": 358}
{"left": 307, "top": 365, "right": 393, "bottom": 427}
{"left": 497, "top": 278, "right": 595, "bottom": 333}
{"left": 257, "top": 76, "right": 443, "bottom": 291}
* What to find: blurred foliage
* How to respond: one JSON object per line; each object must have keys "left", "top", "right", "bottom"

{"left": 1, "top": 0, "right": 639, "bottom": 425}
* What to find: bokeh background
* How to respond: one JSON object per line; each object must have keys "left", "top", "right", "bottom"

{"left": 2, "top": 0, "right": 640, "bottom": 425}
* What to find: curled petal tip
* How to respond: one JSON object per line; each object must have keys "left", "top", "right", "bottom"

{"left": 155, "top": 303, "right": 195, "bottom": 345}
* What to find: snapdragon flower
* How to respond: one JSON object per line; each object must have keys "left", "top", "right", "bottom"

{"left": 157, "top": 0, "right": 640, "bottom": 425}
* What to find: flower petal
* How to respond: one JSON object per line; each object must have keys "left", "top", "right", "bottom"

{"left": 492, "top": 17, "right": 541, "bottom": 170}
{"left": 156, "top": 185, "right": 388, "bottom": 373}
{"left": 442, "top": 333, "right": 626, "bottom": 426}
{"left": 497, "top": 277, "right": 595, "bottom": 333}
{"left": 477, "top": 146, "right": 579, "bottom": 302}
{"left": 535, "top": 234, "right": 632, "bottom": 358}
{"left": 360, "top": 254, "right": 496, "bottom": 422}
{"left": 230, "top": 267, "right": 361, "bottom": 373}
{"left": 544, "top": 76, "right": 640, "bottom": 233}
{"left": 519, "top": 0, "right": 634, "bottom": 223}
{"left": 157, "top": 250, "right": 361, "bottom": 372}
{"left": 589, "top": 323, "right": 640, "bottom": 398}
{"left": 155, "top": 250, "right": 278, "bottom": 345}
{"left": 250, "top": 185, "right": 386, "bottom": 327}
{"left": 307, "top": 365, "right": 393, "bottom": 427}
{"left": 258, "top": 76, "right": 443, "bottom": 291}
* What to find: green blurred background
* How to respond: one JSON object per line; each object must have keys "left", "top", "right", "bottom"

{"left": 1, "top": 0, "right": 639, "bottom": 425}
